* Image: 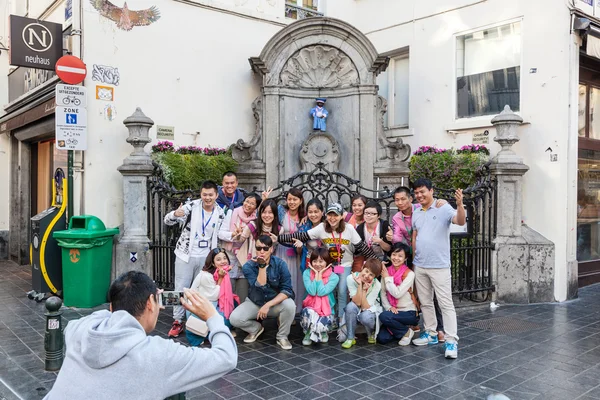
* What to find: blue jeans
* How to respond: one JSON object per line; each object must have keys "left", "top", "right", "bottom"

{"left": 338, "top": 302, "right": 376, "bottom": 342}
{"left": 377, "top": 310, "right": 419, "bottom": 344}
{"left": 336, "top": 266, "right": 351, "bottom": 319}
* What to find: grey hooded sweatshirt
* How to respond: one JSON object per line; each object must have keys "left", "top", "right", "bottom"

{"left": 44, "top": 310, "right": 237, "bottom": 400}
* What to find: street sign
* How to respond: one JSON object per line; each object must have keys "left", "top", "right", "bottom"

{"left": 55, "top": 55, "right": 87, "bottom": 85}
{"left": 56, "top": 84, "right": 87, "bottom": 108}
{"left": 55, "top": 106, "right": 87, "bottom": 150}
{"left": 9, "top": 15, "right": 63, "bottom": 70}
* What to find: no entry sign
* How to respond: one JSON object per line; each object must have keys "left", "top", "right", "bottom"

{"left": 55, "top": 55, "right": 87, "bottom": 85}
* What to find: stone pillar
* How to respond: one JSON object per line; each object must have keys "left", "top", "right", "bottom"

{"left": 115, "top": 108, "right": 154, "bottom": 278}
{"left": 491, "top": 106, "right": 555, "bottom": 304}
{"left": 263, "top": 89, "right": 281, "bottom": 190}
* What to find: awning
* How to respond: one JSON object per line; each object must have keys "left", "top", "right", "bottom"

{"left": 0, "top": 96, "right": 56, "bottom": 134}
{"left": 574, "top": 15, "right": 600, "bottom": 59}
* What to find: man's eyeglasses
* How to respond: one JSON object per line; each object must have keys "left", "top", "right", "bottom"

{"left": 255, "top": 246, "right": 271, "bottom": 252}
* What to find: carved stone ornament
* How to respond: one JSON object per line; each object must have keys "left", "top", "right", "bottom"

{"left": 231, "top": 97, "right": 263, "bottom": 163}
{"left": 280, "top": 45, "right": 359, "bottom": 88}
{"left": 375, "top": 96, "right": 410, "bottom": 162}
{"left": 300, "top": 132, "right": 340, "bottom": 172}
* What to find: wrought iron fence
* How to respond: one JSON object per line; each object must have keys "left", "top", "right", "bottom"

{"left": 147, "top": 162, "right": 496, "bottom": 298}
{"left": 284, "top": 2, "right": 323, "bottom": 20}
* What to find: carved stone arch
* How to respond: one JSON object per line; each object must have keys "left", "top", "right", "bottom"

{"left": 280, "top": 45, "right": 359, "bottom": 89}
{"left": 249, "top": 17, "right": 388, "bottom": 86}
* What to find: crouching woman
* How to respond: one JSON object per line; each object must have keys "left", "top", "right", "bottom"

{"left": 301, "top": 247, "right": 339, "bottom": 345}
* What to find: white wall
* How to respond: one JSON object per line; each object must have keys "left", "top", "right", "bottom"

{"left": 332, "top": 0, "right": 574, "bottom": 300}
{"left": 0, "top": 0, "right": 12, "bottom": 232}
{"left": 81, "top": 0, "right": 283, "bottom": 228}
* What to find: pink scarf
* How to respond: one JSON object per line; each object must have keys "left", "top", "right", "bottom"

{"left": 223, "top": 207, "right": 256, "bottom": 252}
{"left": 386, "top": 264, "right": 409, "bottom": 308}
{"left": 302, "top": 267, "right": 333, "bottom": 317}
{"left": 214, "top": 266, "right": 240, "bottom": 319}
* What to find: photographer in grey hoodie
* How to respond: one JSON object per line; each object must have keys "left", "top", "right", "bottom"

{"left": 44, "top": 271, "right": 237, "bottom": 400}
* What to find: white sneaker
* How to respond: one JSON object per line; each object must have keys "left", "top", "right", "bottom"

{"left": 444, "top": 340, "right": 458, "bottom": 359}
{"left": 398, "top": 328, "right": 414, "bottom": 346}
{"left": 277, "top": 338, "right": 293, "bottom": 350}
{"left": 243, "top": 326, "right": 264, "bottom": 343}
{"left": 412, "top": 331, "right": 438, "bottom": 346}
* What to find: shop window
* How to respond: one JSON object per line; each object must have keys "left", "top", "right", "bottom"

{"left": 377, "top": 54, "right": 409, "bottom": 128}
{"left": 578, "top": 149, "right": 600, "bottom": 262}
{"left": 456, "top": 21, "right": 521, "bottom": 118}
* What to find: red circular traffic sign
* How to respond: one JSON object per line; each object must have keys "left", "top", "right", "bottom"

{"left": 55, "top": 55, "right": 87, "bottom": 85}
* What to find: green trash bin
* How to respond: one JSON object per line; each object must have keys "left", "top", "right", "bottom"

{"left": 53, "top": 216, "right": 119, "bottom": 308}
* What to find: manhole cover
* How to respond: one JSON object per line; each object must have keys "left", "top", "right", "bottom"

{"left": 465, "top": 317, "right": 543, "bottom": 334}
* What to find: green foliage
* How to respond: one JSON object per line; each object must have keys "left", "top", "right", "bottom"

{"left": 153, "top": 152, "right": 238, "bottom": 190}
{"left": 409, "top": 146, "right": 489, "bottom": 190}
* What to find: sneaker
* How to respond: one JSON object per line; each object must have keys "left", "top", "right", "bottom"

{"left": 230, "top": 329, "right": 237, "bottom": 338}
{"left": 438, "top": 331, "right": 445, "bottom": 343}
{"left": 411, "top": 325, "right": 421, "bottom": 333}
{"left": 277, "top": 338, "right": 293, "bottom": 350}
{"left": 302, "top": 332, "right": 312, "bottom": 346}
{"left": 368, "top": 334, "right": 376, "bottom": 344}
{"left": 321, "top": 332, "right": 329, "bottom": 343}
{"left": 341, "top": 339, "right": 356, "bottom": 349}
{"left": 444, "top": 341, "right": 458, "bottom": 359}
{"left": 399, "top": 328, "right": 414, "bottom": 346}
{"left": 243, "top": 326, "right": 265, "bottom": 343}
{"left": 168, "top": 321, "right": 184, "bottom": 338}
{"left": 412, "top": 331, "right": 438, "bottom": 346}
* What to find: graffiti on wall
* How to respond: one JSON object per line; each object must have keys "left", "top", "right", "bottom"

{"left": 92, "top": 64, "right": 120, "bottom": 86}
{"left": 90, "top": 0, "right": 161, "bottom": 31}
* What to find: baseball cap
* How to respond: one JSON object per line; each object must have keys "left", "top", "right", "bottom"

{"left": 326, "top": 203, "right": 343, "bottom": 215}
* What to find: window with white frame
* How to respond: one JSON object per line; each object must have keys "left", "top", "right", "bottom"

{"left": 377, "top": 54, "right": 409, "bottom": 129}
{"left": 456, "top": 21, "right": 521, "bottom": 118}
{"left": 285, "top": 0, "right": 323, "bottom": 19}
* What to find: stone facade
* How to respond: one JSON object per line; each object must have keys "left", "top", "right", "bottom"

{"left": 491, "top": 106, "right": 555, "bottom": 304}
{"left": 114, "top": 108, "right": 155, "bottom": 279}
{"left": 232, "top": 17, "right": 410, "bottom": 191}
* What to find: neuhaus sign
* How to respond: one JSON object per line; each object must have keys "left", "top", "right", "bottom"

{"left": 9, "top": 15, "right": 62, "bottom": 71}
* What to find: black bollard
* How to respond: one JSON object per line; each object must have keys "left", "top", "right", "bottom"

{"left": 44, "top": 296, "right": 64, "bottom": 371}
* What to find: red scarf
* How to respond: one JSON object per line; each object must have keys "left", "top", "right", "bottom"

{"left": 302, "top": 267, "right": 333, "bottom": 317}
{"left": 386, "top": 264, "right": 409, "bottom": 308}
{"left": 213, "top": 266, "right": 240, "bottom": 319}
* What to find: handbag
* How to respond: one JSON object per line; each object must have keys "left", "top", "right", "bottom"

{"left": 186, "top": 316, "right": 209, "bottom": 337}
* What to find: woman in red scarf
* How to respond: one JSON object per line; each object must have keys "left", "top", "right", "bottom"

{"left": 377, "top": 242, "right": 420, "bottom": 346}
{"left": 300, "top": 247, "right": 339, "bottom": 345}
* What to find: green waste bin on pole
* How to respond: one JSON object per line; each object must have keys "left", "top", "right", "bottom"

{"left": 53, "top": 216, "right": 119, "bottom": 308}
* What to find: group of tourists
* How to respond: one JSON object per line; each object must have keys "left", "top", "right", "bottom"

{"left": 164, "top": 171, "right": 465, "bottom": 359}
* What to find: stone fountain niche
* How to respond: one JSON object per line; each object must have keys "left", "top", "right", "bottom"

{"left": 232, "top": 17, "right": 410, "bottom": 191}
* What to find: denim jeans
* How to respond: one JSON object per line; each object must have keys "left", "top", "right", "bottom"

{"left": 338, "top": 302, "right": 376, "bottom": 342}
{"left": 173, "top": 256, "right": 205, "bottom": 321}
{"left": 377, "top": 310, "right": 419, "bottom": 344}
{"left": 336, "top": 266, "right": 352, "bottom": 319}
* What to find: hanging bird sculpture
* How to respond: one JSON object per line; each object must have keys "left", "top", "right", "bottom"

{"left": 90, "top": 0, "right": 161, "bottom": 31}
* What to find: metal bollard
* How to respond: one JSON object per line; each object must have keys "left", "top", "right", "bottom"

{"left": 44, "top": 296, "right": 64, "bottom": 371}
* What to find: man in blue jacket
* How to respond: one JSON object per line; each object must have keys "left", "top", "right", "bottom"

{"left": 44, "top": 271, "right": 237, "bottom": 400}
{"left": 230, "top": 235, "right": 296, "bottom": 350}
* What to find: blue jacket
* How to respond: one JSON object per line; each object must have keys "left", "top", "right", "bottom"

{"left": 243, "top": 256, "right": 295, "bottom": 306}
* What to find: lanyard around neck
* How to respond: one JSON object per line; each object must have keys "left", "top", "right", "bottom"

{"left": 202, "top": 208, "right": 214, "bottom": 237}
{"left": 365, "top": 221, "right": 379, "bottom": 247}
{"left": 331, "top": 230, "right": 342, "bottom": 265}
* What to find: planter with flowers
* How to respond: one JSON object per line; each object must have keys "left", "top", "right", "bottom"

{"left": 409, "top": 145, "right": 490, "bottom": 190}
{"left": 151, "top": 141, "right": 237, "bottom": 190}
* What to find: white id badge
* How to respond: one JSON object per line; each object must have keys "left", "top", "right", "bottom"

{"left": 198, "top": 240, "right": 209, "bottom": 248}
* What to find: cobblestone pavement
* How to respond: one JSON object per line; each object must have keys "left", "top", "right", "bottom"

{"left": 2, "top": 260, "right": 600, "bottom": 400}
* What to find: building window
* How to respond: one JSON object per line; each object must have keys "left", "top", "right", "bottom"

{"left": 456, "top": 21, "right": 521, "bottom": 118}
{"left": 285, "top": 0, "right": 323, "bottom": 19}
{"left": 377, "top": 54, "right": 409, "bottom": 128}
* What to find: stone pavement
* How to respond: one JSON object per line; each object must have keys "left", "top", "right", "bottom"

{"left": 2, "top": 260, "right": 600, "bottom": 400}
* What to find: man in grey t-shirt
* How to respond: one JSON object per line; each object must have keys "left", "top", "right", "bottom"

{"left": 410, "top": 178, "right": 465, "bottom": 359}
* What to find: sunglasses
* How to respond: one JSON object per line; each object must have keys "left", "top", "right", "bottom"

{"left": 211, "top": 248, "right": 224, "bottom": 255}
{"left": 255, "top": 246, "right": 271, "bottom": 252}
